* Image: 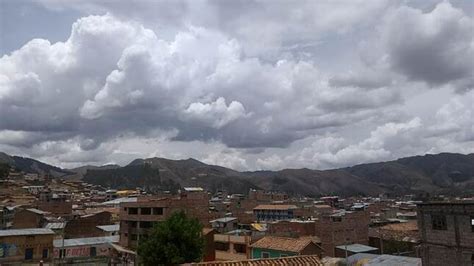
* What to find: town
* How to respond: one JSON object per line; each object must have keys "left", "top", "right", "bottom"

{"left": 1, "top": 168, "right": 472, "bottom": 265}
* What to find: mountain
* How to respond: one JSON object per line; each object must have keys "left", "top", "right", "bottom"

{"left": 1, "top": 151, "right": 473, "bottom": 196}
{"left": 0, "top": 152, "right": 73, "bottom": 178}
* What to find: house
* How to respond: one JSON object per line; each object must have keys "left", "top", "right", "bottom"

{"left": 210, "top": 217, "right": 238, "bottom": 233}
{"left": 12, "top": 208, "right": 49, "bottom": 229}
{"left": 250, "top": 236, "right": 322, "bottom": 259}
{"left": 64, "top": 211, "right": 112, "bottom": 238}
{"left": 214, "top": 230, "right": 252, "bottom": 261}
{"left": 253, "top": 204, "right": 298, "bottom": 222}
{"left": 0, "top": 228, "right": 55, "bottom": 264}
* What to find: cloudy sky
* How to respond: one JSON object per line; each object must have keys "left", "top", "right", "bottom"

{"left": 0, "top": 0, "right": 473, "bottom": 170}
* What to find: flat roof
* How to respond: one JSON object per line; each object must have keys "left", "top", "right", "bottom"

{"left": 210, "top": 217, "right": 237, "bottom": 223}
{"left": 0, "top": 228, "right": 54, "bottom": 237}
{"left": 97, "top": 224, "right": 120, "bottom": 232}
{"left": 100, "top": 197, "right": 137, "bottom": 205}
{"left": 53, "top": 235, "right": 119, "bottom": 247}
{"left": 336, "top": 243, "right": 378, "bottom": 253}
{"left": 253, "top": 204, "right": 298, "bottom": 211}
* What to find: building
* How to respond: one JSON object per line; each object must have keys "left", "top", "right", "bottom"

{"left": 368, "top": 220, "right": 419, "bottom": 256}
{"left": 0, "top": 228, "right": 55, "bottom": 264}
{"left": 250, "top": 236, "right": 322, "bottom": 259}
{"left": 314, "top": 210, "right": 370, "bottom": 257}
{"left": 37, "top": 190, "right": 72, "bottom": 215}
{"left": 253, "top": 204, "right": 298, "bottom": 222}
{"left": 202, "top": 228, "right": 216, "bottom": 262}
{"left": 12, "top": 208, "right": 48, "bottom": 229}
{"left": 417, "top": 201, "right": 474, "bottom": 266}
{"left": 119, "top": 191, "right": 212, "bottom": 249}
{"left": 210, "top": 217, "right": 238, "bottom": 233}
{"left": 0, "top": 205, "right": 15, "bottom": 229}
{"left": 267, "top": 220, "right": 316, "bottom": 237}
{"left": 97, "top": 224, "right": 120, "bottom": 236}
{"left": 53, "top": 235, "right": 119, "bottom": 264}
{"left": 248, "top": 189, "right": 288, "bottom": 202}
{"left": 64, "top": 211, "right": 112, "bottom": 239}
{"left": 214, "top": 231, "right": 252, "bottom": 261}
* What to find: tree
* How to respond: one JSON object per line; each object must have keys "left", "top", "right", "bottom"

{"left": 137, "top": 211, "right": 204, "bottom": 266}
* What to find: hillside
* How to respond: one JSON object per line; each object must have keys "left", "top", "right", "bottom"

{"left": 1, "top": 151, "right": 473, "bottom": 196}
{"left": 0, "top": 152, "right": 72, "bottom": 178}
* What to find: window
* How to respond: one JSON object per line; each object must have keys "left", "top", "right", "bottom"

{"left": 141, "top": 207, "right": 151, "bottom": 215}
{"left": 90, "top": 247, "right": 96, "bottom": 257}
{"left": 128, "top": 208, "right": 138, "bottom": 215}
{"left": 25, "top": 248, "right": 33, "bottom": 260}
{"left": 215, "top": 242, "right": 229, "bottom": 251}
{"left": 234, "top": 244, "right": 246, "bottom": 254}
{"left": 153, "top": 207, "right": 163, "bottom": 215}
{"left": 123, "top": 207, "right": 127, "bottom": 211}
{"left": 131, "top": 234, "right": 138, "bottom": 240}
{"left": 140, "top": 221, "right": 153, "bottom": 228}
{"left": 42, "top": 248, "right": 48, "bottom": 259}
{"left": 432, "top": 214, "right": 447, "bottom": 230}
{"left": 130, "top": 221, "right": 138, "bottom": 228}
{"left": 261, "top": 252, "right": 270, "bottom": 258}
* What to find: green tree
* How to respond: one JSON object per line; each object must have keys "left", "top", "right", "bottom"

{"left": 137, "top": 211, "right": 204, "bottom": 266}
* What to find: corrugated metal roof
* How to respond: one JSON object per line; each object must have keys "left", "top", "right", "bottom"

{"left": 45, "top": 222, "right": 66, "bottom": 229}
{"left": 26, "top": 208, "right": 49, "bottom": 215}
{"left": 365, "top": 254, "right": 421, "bottom": 266}
{"left": 335, "top": 243, "right": 378, "bottom": 253}
{"left": 100, "top": 197, "right": 137, "bottom": 205}
{"left": 210, "top": 217, "right": 237, "bottom": 223}
{"left": 96, "top": 224, "right": 120, "bottom": 232}
{"left": 53, "top": 235, "right": 119, "bottom": 247}
{"left": 0, "top": 228, "right": 54, "bottom": 237}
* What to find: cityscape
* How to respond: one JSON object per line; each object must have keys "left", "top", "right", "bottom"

{"left": 1, "top": 0, "right": 473, "bottom": 265}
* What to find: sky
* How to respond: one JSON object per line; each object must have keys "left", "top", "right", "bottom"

{"left": 0, "top": 0, "right": 473, "bottom": 170}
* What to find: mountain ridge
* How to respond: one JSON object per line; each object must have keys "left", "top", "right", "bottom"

{"left": 1, "top": 151, "right": 473, "bottom": 196}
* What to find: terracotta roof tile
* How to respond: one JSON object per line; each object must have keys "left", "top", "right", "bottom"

{"left": 250, "top": 236, "right": 317, "bottom": 253}
{"left": 189, "top": 255, "right": 323, "bottom": 265}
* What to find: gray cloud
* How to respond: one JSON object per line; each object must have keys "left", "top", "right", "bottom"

{"left": 1, "top": 1, "right": 473, "bottom": 169}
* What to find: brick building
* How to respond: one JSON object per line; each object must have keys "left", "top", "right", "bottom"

{"left": 253, "top": 204, "right": 298, "bottom": 222}
{"left": 314, "top": 210, "right": 370, "bottom": 257}
{"left": 119, "top": 189, "right": 212, "bottom": 248}
{"left": 267, "top": 220, "right": 316, "bottom": 237}
{"left": 0, "top": 228, "right": 54, "bottom": 264}
{"left": 12, "top": 208, "right": 48, "bottom": 229}
{"left": 417, "top": 201, "right": 474, "bottom": 266}
{"left": 36, "top": 190, "right": 72, "bottom": 216}
{"left": 64, "top": 211, "right": 112, "bottom": 239}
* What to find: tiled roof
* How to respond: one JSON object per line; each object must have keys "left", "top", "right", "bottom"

{"left": 253, "top": 204, "right": 298, "bottom": 211}
{"left": 189, "top": 255, "right": 323, "bottom": 265}
{"left": 250, "top": 236, "right": 317, "bottom": 253}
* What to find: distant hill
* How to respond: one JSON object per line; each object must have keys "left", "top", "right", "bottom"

{"left": 0, "top": 152, "right": 72, "bottom": 178}
{"left": 1, "top": 151, "right": 473, "bottom": 196}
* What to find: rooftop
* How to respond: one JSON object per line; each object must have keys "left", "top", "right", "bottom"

{"left": 53, "top": 235, "right": 119, "bottom": 247}
{"left": 335, "top": 243, "right": 378, "bottom": 253}
{"left": 26, "top": 208, "right": 49, "bottom": 215}
{"left": 0, "top": 228, "right": 55, "bottom": 237}
{"left": 189, "top": 255, "right": 323, "bottom": 265}
{"left": 183, "top": 187, "right": 204, "bottom": 192}
{"left": 253, "top": 204, "right": 298, "bottom": 211}
{"left": 97, "top": 224, "right": 120, "bottom": 232}
{"left": 210, "top": 217, "right": 237, "bottom": 223}
{"left": 250, "top": 236, "right": 319, "bottom": 253}
{"left": 45, "top": 222, "right": 66, "bottom": 230}
{"left": 100, "top": 197, "right": 137, "bottom": 205}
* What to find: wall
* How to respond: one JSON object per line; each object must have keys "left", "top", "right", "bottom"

{"left": 12, "top": 210, "right": 42, "bottom": 229}
{"left": 0, "top": 234, "right": 54, "bottom": 264}
{"left": 251, "top": 247, "right": 297, "bottom": 259}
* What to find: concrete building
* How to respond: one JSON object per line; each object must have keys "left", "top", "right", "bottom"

{"left": 214, "top": 232, "right": 252, "bottom": 261}
{"left": 253, "top": 204, "right": 298, "bottom": 222}
{"left": 210, "top": 217, "right": 238, "bottom": 233}
{"left": 417, "top": 201, "right": 474, "bottom": 266}
{"left": 0, "top": 228, "right": 55, "bottom": 264}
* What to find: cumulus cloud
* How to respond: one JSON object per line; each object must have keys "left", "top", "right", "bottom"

{"left": 1, "top": 1, "right": 473, "bottom": 170}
